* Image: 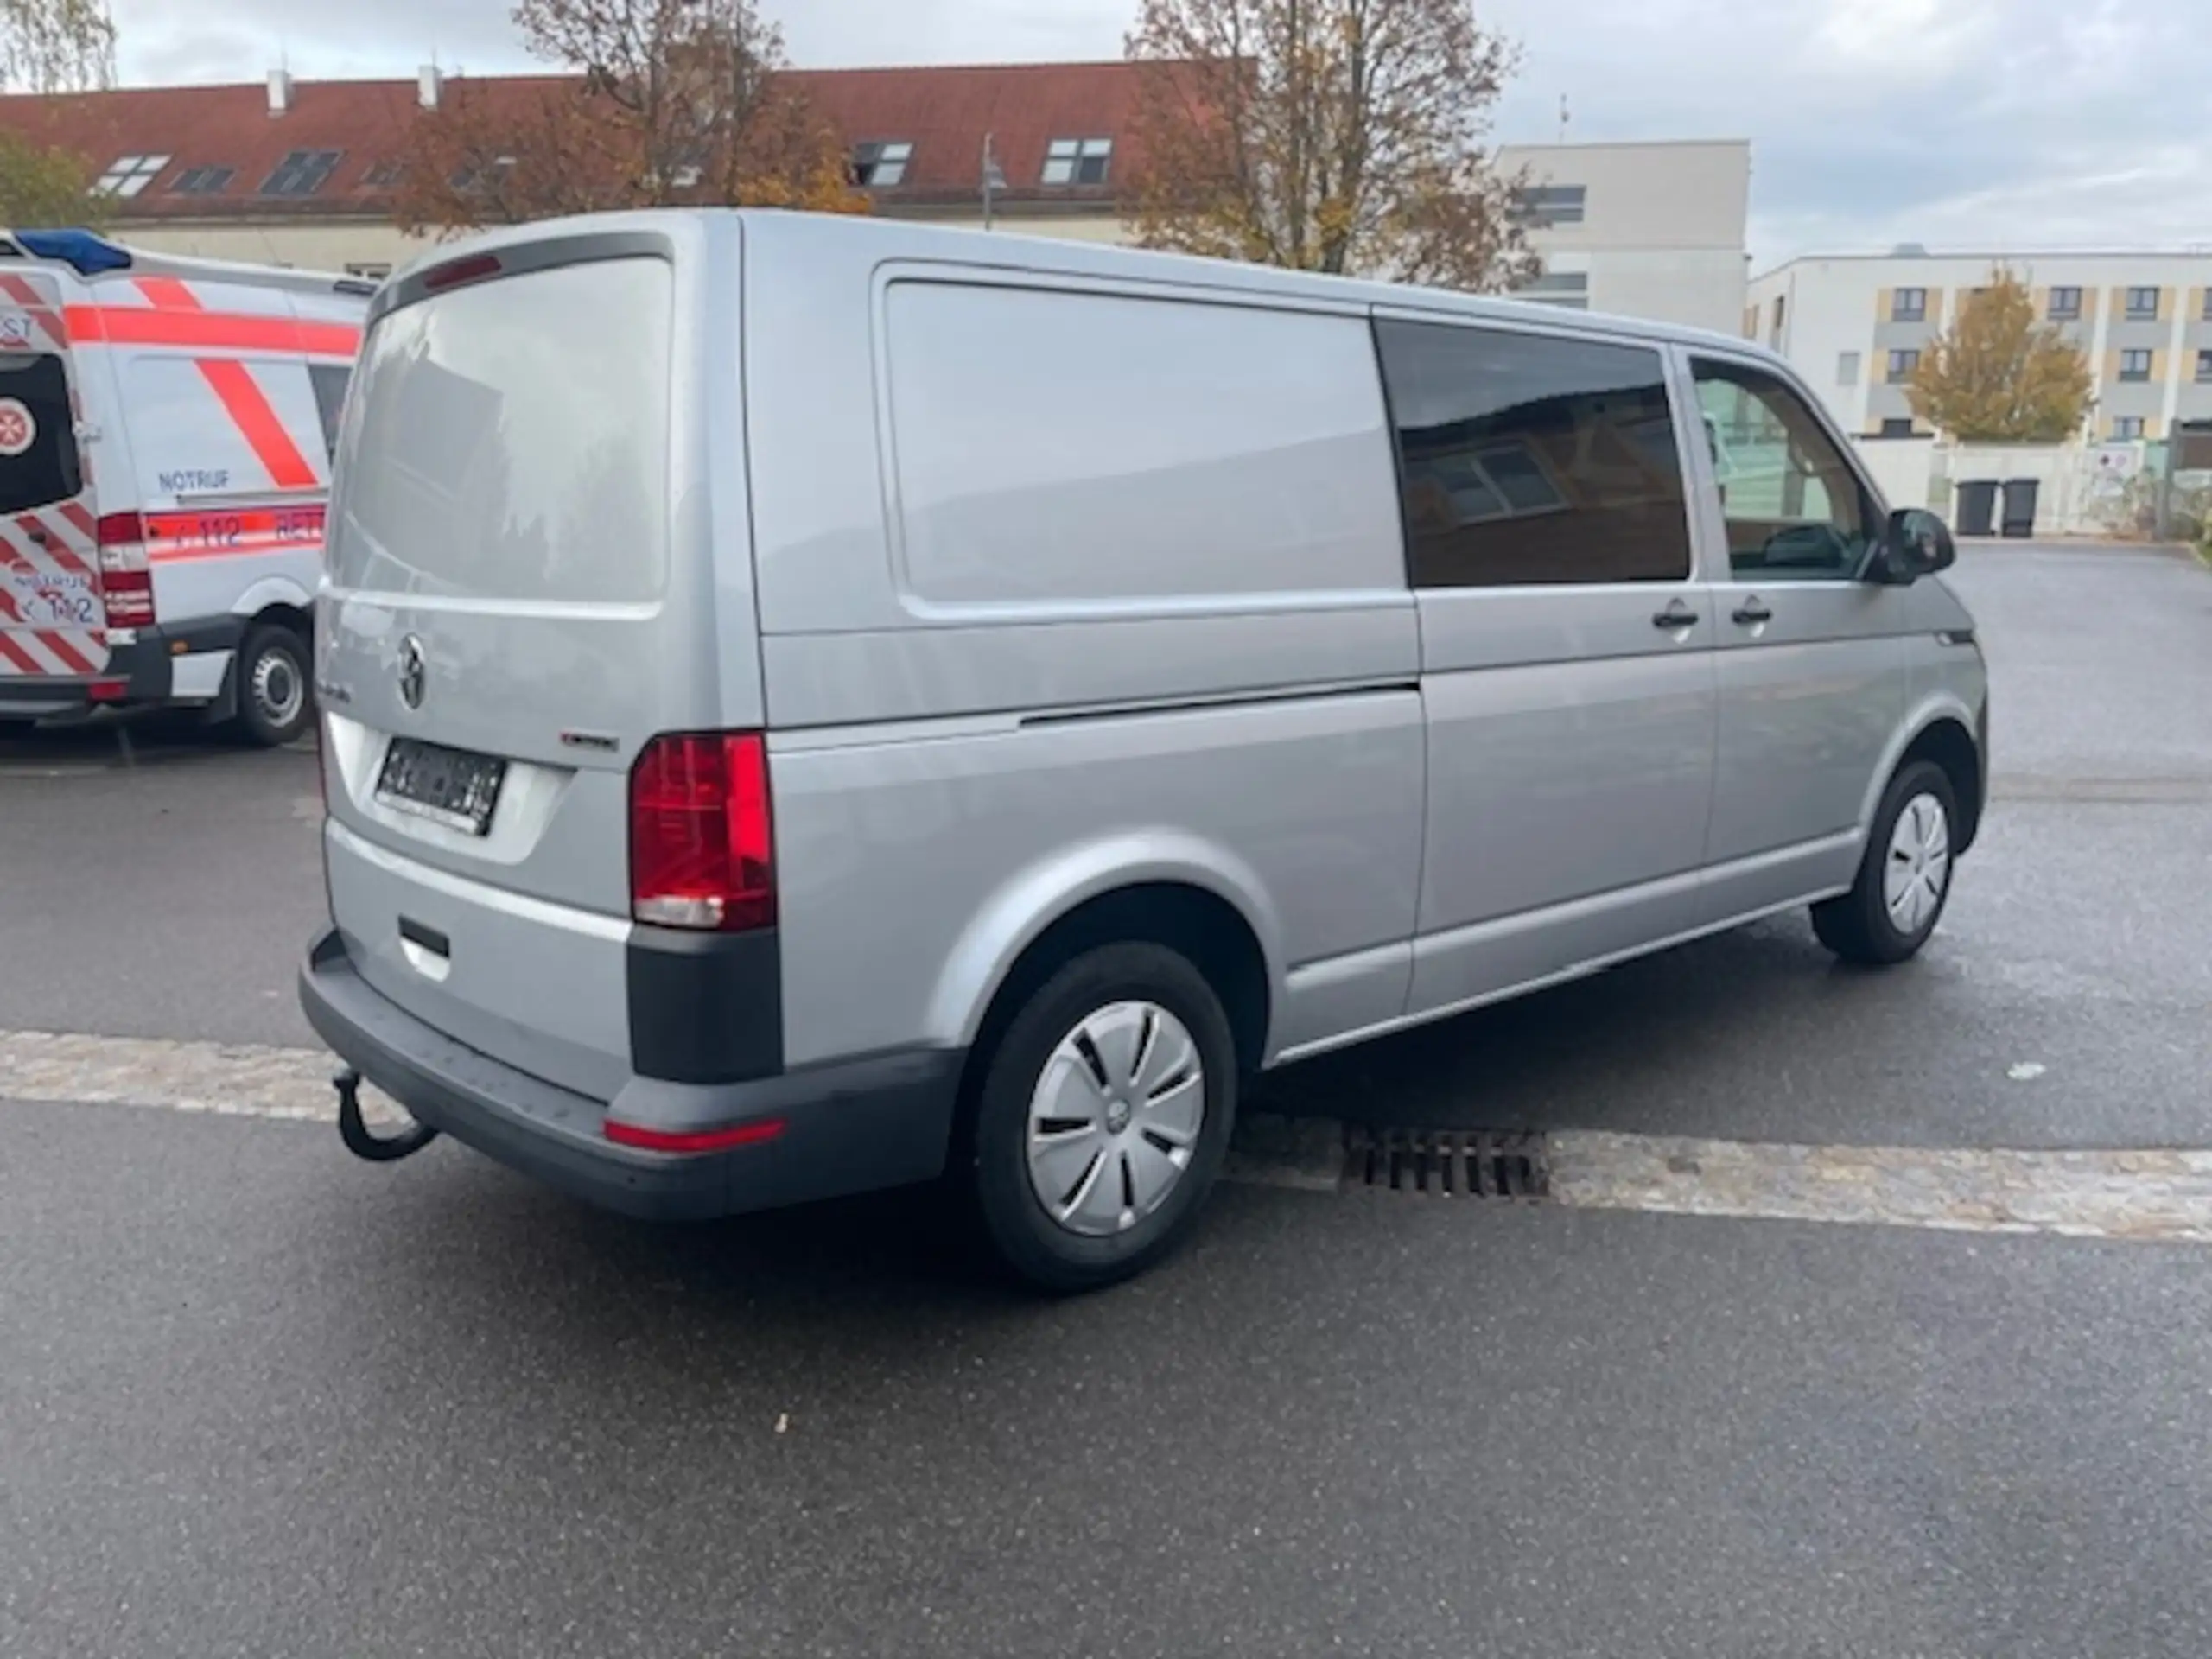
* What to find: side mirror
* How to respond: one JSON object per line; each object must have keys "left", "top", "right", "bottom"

{"left": 1866, "top": 507, "right": 1956, "bottom": 584}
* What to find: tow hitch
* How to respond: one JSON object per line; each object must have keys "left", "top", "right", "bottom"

{"left": 334, "top": 1066, "right": 441, "bottom": 1162}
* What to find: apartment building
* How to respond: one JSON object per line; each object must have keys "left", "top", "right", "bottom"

{"left": 1749, "top": 251, "right": 2212, "bottom": 442}
{"left": 1497, "top": 139, "right": 1751, "bottom": 335}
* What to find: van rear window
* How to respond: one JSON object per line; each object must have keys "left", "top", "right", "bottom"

{"left": 0, "top": 354, "right": 83, "bottom": 517}
{"left": 328, "top": 257, "right": 671, "bottom": 603}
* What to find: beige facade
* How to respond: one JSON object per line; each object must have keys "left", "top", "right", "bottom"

{"left": 1751, "top": 251, "right": 2212, "bottom": 442}
{"left": 1497, "top": 139, "right": 1751, "bottom": 335}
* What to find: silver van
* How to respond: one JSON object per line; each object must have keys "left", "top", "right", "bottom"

{"left": 300, "top": 211, "right": 1987, "bottom": 1290}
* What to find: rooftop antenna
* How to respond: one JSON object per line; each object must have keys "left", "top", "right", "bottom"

{"left": 1558, "top": 93, "right": 1571, "bottom": 146}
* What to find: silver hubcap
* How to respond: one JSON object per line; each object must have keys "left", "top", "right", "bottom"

{"left": 1883, "top": 791, "right": 1951, "bottom": 936}
{"left": 1026, "top": 1001, "right": 1205, "bottom": 1237}
{"left": 252, "top": 647, "right": 303, "bottom": 728}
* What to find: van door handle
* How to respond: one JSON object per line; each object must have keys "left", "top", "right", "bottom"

{"left": 1651, "top": 601, "right": 1700, "bottom": 631}
{"left": 1732, "top": 600, "right": 1773, "bottom": 626}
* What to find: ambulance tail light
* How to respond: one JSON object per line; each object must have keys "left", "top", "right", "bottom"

{"left": 96, "top": 512, "right": 156, "bottom": 628}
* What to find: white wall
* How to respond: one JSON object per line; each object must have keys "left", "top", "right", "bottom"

{"left": 1502, "top": 140, "right": 1750, "bottom": 335}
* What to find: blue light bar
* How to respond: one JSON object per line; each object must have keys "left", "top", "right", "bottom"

{"left": 13, "top": 228, "right": 134, "bottom": 275}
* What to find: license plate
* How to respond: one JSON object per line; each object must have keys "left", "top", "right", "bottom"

{"left": 375, "top": 738, "right": 506, "bottom": 836}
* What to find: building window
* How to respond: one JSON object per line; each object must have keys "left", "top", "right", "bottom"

{"left": 2196, "top": 350, "right": 2212, "bottom": 384}
{"left": 1837, "top": 351, "right": 1860, "bottom": 386}
{"left": 1041, "top": 137, "right": 1112, "bottom": 186}
{"left": 1891, "top": 287, "right": 1927, "bottom": 322}
{"left": 168, "top": 164, "right": 235, "bottom": 194}
{"left": 2113, "top": 416, "right": 2145, "bottom": 441}
{"left": 852, "top": 141, "right": 913, "bottom": 188}
{"left": 2126, "top": 286, "right": 2161, "bottom": 321}
{"left": 1886, "top": 348, "right": 1921, "bottom": 384}
{"left": 2120, "top": 348, "right": 2153, "bottom": 383}
{"left": 2202, "top": 290, "right": 2212, "bottom": 321}
{"left": 449, "top": 156, "right": 516, "bottom": 193}
{"left": 1770, "top": 295, "right": 1786, "bottom": 346}
{"left": 2049, "top": 286, "right": 2082, "bottom": 321}
{"left": 361, "top": 160, "right": 405, "bottom": 188}
{"left": 1513, "top": 184, "right": 1586, "bottom": 227}
{"left": 1516, "top": 270, "right": 1588, "bottom": 310}
{"left": 94, "top": 154, "right": 171, "bottom": 197}
{"left": 1878, "top": 417, "right": 1916, "bottom": 437}
{"left": 259, "top": 149, "right": 342, "bottom": 197}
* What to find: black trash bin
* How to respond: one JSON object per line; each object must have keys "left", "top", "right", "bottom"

{"left": 1955, "top": 479, "right": 1999, "bottom": 537}
{"left": 2000, "top": 478, "right": 2040, "bottom": 538}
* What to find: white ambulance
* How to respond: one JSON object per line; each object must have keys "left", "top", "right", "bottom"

{"left": 0, "top": 229, "right": 370, "bottom": 743}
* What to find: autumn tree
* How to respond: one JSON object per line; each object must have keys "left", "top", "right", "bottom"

{"left": 393, "top": 0, "right": 862, "bottom": 234}
{"left": 1910, "top": 270, "right": 2094, "bottom": 443}
{"left": 0, "top": 0, "right": 114, "bottom": 226}
{"left": 1123, "top": 0, "right": 1537, "bottom": 291}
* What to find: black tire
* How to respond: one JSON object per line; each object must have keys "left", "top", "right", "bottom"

{"left": 965, "top": 941, "right": 1238, "bottom": 1294}
{"left": 231, "top": 623, "right": 313, "bottom": 747}
{"left": 1812, "top": 759, "right": 1960, "bottom": 965}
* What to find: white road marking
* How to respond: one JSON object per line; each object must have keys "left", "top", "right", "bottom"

{"left": 9, "top": 1029, "right": 2212, "bottom": 1246}
{"left": 0, "top": 1029, "right": 404, "bottom": 1126}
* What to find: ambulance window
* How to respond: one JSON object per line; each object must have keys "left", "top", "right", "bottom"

{"left": 0, "top": 354, "right": 83, "bottom": 515}
{"left": 308, "top": 363, "right": 350, "bottom": 461}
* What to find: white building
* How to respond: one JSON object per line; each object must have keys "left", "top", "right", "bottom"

{"left": 1750, "top": 250, "right": 2212, "bottom": 442}
{"left": 1498, "top": 139, "right": 1751, "bottom": 335}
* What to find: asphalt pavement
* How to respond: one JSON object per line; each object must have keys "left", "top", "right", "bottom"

{"left": 3, "top": 543, "right": 2211, "bottom": 1656}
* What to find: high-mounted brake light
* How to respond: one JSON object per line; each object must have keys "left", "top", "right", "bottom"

{"left": 422, "top": 252, "right": 502, "bottom": 293}
{"left": 95, "top": 511, "right": 155, "bottom": 628}
{"left": 629, "top": 732, "right": 776, "bottom": 932}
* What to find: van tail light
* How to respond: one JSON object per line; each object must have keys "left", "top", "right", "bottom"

{"left": 629, "top": 732, "right": 776, "bottom": 931}
{"left": 95, "top": 511, "right": 156, "bottom": 628}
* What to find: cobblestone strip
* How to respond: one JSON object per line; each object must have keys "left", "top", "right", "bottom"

{"left": 0, "top": 1029, "right": 405, "bottom": 1126}
{"left": 1548, "top": 1132, "right": 2212, "bottom": 1243}
{"left": 12, "top": 1031, "right": 2212, "bottom": 1244}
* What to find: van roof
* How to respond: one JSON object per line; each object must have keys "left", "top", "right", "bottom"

{"left": 388, "top": 206, "right": 1774, "bottom": 365}
{"left": 0, "top": 228, "right": 371, "bottom": 300}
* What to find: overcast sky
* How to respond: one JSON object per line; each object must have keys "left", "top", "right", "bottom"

{"left": 109, "top": 0, "right": 2209, "bottom": 268}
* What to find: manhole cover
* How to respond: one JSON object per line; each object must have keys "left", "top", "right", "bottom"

{"left": 1344, "top": 1127, "right": 1550, "bottom": 1199}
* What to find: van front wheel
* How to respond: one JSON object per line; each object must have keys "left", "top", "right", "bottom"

{"left": 232, "top": 624, "right": 313, "bottom": 747}
{"left": 967, "top": 942, "right": 1237, "bottom": 1294}
{"left": 1812, "top": 759, "right": 1959, "bottom": 965}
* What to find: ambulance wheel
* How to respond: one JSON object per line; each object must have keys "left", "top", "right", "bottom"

{"left": 233, "top": 624, "right": 313, "bottom": 747}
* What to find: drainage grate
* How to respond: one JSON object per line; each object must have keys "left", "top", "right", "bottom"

{"left": 1344, "top": 1127, "right": 1551, "bottom": 1199}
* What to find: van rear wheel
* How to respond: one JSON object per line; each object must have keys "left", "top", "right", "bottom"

{"left": 966, "top": 942, "right": 1237, "bottom": 1294}
{"left": 1812, "top": 759, "right": 1959, "bottom": 965}
{"left": 232, "top": 623, "right": 313, "bottom": 747}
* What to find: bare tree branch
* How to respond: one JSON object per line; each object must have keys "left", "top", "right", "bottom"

{"left": 1122, "top": 0, "right": 1536, "bottom": 292}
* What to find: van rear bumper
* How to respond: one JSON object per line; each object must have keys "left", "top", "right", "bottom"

{"left": 300, "top": 928, "right": 964, "bottom": 1221}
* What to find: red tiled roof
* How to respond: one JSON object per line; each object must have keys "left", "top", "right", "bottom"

{"left": 0, "top": 60, "right": 1146, "bottom": 220}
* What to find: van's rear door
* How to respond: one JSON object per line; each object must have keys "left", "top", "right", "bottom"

{"left": 0, "top": 270, "right": 108, "bottom": 686}
{"left": 318, "top": 224, "right": 752, "bottom": 1100}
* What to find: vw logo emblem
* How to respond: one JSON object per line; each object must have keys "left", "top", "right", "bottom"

{"left": 397, "top": 635, "right": 427, "bottom": 710}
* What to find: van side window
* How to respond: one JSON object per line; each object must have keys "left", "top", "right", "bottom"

{"left": 0, "top": 353, "right": 84, "bottom": 515}
{"left": 883, "top": 283, "right": 1406, "bottom": 607}
{"left": 308, "top": 363, "right": 351, "bottom": 462}
{"left": 1374, "top": 320, "right": 1691, "bottom": 588}
{"left": 1691, "top": 359, "right": 1872, "bottom": 580}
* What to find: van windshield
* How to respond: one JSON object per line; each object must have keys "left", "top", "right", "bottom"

{"left": 329, "top": 255, "right": 672, "bottom": 604}
{"left": 0, "top": 353, "right": 84, "bottom": 516}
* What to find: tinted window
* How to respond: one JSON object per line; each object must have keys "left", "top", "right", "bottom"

{"left": 0, "top": 353, "right": 83, "bottom": 515}
{"left": 1693, "top": 359, "right": 1872, "bottom": 580}
{"left": 885, "top": 283, "right": 1403, "bottom": 607}
{"left": 308, "top": 363, "right": 350, "bottom": 461}
{"left": 1375, "top": 320, "right": 1692, "bottom": 588}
